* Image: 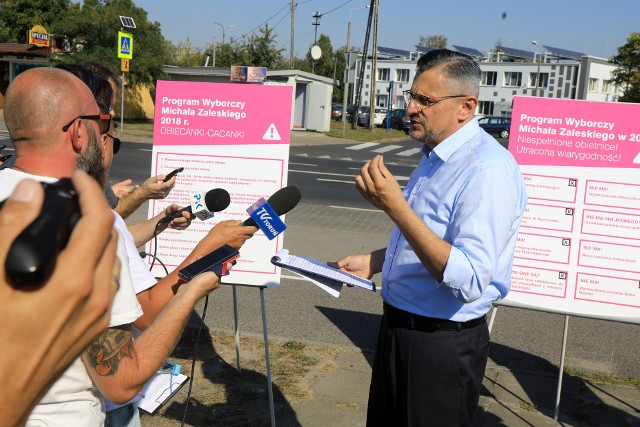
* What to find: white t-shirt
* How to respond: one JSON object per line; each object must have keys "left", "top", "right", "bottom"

{"left": 116, "top": 213, "right": 157, "bottom": 294}
{"left": 0, "top": 169, "right": 142, "bottom": 427}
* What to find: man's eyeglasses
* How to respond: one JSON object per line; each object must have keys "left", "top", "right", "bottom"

{"left": 62, "top": 114, "right": 112, "bottom": 134}
{"left": 403, "top": 90, "right": 467, "bottom": 109}
{"left": 106, "top": 134, "right": 121, "bottom": 154}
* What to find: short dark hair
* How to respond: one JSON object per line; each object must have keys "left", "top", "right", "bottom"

{"left": 416, "top": 49, "right": 480, "bottom": 97}
{"left": 55, "top": 63, "right": 114, "bottom": 111}
{"left": 84, "top": 61, "right": 121, "bottom": 89}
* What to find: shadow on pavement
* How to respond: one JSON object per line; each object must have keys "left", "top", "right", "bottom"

{"left": 315, "top": 306, "right": 380, "bottom": 366}
{"left": 152, "top": 311, "right": 302, "bottom": 427}
{"left": 479, "top": 342, "right": 640, "bottom": 426}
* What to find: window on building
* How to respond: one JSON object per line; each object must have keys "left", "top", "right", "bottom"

{"left": 375, "top": 94, "right": 388, "bottom": 108}
{"left": 478, "top": 101, "right": 494, "bottom": 116}
{"left": 529, "top": 72, "right": 549, "bottom": 88}
{"left": 396, "top": 95, "right": 406, "bottom": 108}
{"left": 395, "top": 69, "right": 410, "bottom": 82}
{"left": 588, "top": 78, "right": 598, "bottom": 92}
{"left": 377, "top": 68, "right": 390, "bottom": 81}
{"left": 602, "top": 80, "right": 611, "bottom": 93}
{"left": 503, "top": 72, "right": 522, "bottom": 87}
{"left": 481, "top": 71, "right": 497, "bottom": 86}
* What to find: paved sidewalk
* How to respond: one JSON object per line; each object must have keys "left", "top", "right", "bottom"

{"left": 290, "top": 346, "right": 640, "bottom": 426}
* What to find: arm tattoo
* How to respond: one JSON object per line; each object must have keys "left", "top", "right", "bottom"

{"left": 85, "top": 326, "right": 134, "bottom": 376}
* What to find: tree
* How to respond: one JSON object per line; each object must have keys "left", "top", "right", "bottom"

{"left": 418, "top": 35, "right": 447, "bottom": 49}
{"left": 244, "top": 24, "right": 285, "bottom": 68}
{"left": 610, "top": 32, "right": 640, "bottom": 103}
{"left": 167, "top": 37, "right": 205, "bottom": 67}
{"left": 52, "top": 0, "right": 169, "bottom": 88}
{"left": 204, "top": 38, "right": 247, "bottom": 68}
{"left": 305, "top": 34, "right": 334, "bottom": 78}
{"left": 0, "top": 0, "right": 71, "bottom": 43}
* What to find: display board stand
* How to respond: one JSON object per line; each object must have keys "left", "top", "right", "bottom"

{"left": 228, "top": 283, "right": 276, "bottom": 427}
{"left": 490, "top": 305, "right": 578, "bottom": 421}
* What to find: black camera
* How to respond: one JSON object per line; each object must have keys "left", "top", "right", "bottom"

{"left": 2, "top": 178, "right": 81, "bottom": 288}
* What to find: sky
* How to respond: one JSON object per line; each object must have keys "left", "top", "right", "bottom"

{"left": 133, "top": 0, "right": 638, "bottom": 60}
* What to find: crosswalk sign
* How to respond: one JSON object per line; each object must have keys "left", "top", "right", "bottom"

{"left": 118, "top": 31, "right": 133, "bottom": 59}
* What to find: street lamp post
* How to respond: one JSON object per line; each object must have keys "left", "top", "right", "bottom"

{"left": 531, "top": 40, "right": 543, "bottom": 97}
{"left": 341, "top": 5, "right": 369, "bottom": 136}
{"left": 212, "top": 22, "right": 234, "bottom": 67}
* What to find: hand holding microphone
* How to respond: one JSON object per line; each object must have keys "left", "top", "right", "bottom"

{"left": 182, "top": 186, "right": 302, "bottom": 275}
{"left": 158, "top": 188, "right": 231, "bottom": 224}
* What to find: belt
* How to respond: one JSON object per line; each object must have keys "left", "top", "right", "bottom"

{"left": 383, "top": 302, "right": 486, "bottom": 333}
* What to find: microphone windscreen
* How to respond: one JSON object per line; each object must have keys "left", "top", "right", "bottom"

{"left": 243, "top": 185, "right": 301, "bottom": 227}
{"left": 205, "top": 188, "right": 231, "bottom": 212}
{"left": 267, "top": 185, "right": 302, "bottom": 216}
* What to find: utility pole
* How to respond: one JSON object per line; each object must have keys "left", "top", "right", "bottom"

{"left": 290, "top": 0, "right": 295, "bottom": 68}
{"left": 369, "top": 0, "right": 379, "bottom": 132}
{"left": 312, "top": 12, "right": 321, "bottom": 44}
{"left": 312, "top": 12, "right": 322, "bottom": 73}
{"left": 351, "top": 0, "right": 374, "bottom": 129}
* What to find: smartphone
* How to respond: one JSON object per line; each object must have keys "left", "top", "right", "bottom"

{"left": 163, "top": 167, "right": 184, "bottom": 182}
{"left": 178, "top": 244, "right": 240, "bottom": 281}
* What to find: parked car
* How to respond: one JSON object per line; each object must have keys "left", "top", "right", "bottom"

{"left": 330, "top": 103, "right": 343, "bottom": 121}
{"left": 383, "top": 108, "right": 408, "bottom": 130}
{"left": 345, "top": 104, "right": 361, "bottom": 123}
{"left": 359, "top": 107, "right": 388, "bottom": 127}
{"left": 477, "top": 115, "right": 511, "bottom": 139}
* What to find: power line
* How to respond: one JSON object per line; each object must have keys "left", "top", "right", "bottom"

{"left": 320, "top": 0, "right": 355, "bottom": 17}
{"left": 240, "top": 1, "right": 291, "bottom": 39}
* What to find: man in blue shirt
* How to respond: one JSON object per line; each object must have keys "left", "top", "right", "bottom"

{"left": 333, "top": 49, "right": 527, "bottom": 426}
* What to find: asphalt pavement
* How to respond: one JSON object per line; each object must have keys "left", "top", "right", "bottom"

{"left": 2, "top": 120, "right": 639, "bottom": 426}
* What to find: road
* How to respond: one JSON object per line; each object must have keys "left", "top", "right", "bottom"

{"left": 2, "top": 132, "right": 639, "bottom": 378}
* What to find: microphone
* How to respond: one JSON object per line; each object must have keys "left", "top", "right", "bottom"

{"left": 159, "top": 188, "right": 231, "bottom": 223}
{"left": 243, "top": 185, "right": 302, "bottom": 227}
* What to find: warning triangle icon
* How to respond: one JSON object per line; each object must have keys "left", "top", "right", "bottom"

{"left": 262, "top": 123, "right": 281, "bottom": 140}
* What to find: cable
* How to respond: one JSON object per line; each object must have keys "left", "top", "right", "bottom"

{"left": 181, "top": 294, "right": 209, "bottom": 427}
{"left": 148, "top": 219, "right": 163, "bottom": 271}
{"left": 241, "top": 1, "right": 291, "bottom": 39}
{"left": 320, "top": 0, "right": 354, "bottom": 17}
{"left": 139, "top": 251, "right": 169, "bottom": 276}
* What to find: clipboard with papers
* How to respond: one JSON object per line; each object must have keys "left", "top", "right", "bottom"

{"left": 271, "top": 249, "right": 375, "bottom": 297}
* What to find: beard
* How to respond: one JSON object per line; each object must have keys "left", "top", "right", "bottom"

{"left": 75, "top": 123, "right": 107, "bottom": 189}
{"left": 408, "top": 122, "right": 444, "bottom": 148}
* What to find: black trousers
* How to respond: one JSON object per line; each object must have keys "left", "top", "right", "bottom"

{"left": 366, "top": 305, "right": 490, "bottom": 427}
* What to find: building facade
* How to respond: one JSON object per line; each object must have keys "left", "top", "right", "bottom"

{"left": 347, "top": 45, "right": 624, "bottom": 118}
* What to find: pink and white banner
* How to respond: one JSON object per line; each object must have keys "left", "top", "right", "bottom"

{"left": 146, "top": 80, "right": 293, "bottom": 286}
{"left": 504, "top": 96, "right": 640, "bottom": 324}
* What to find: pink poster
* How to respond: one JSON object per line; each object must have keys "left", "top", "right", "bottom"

{"left": 505, "top": 97, "right": 640, "bottom": 324}
{"left": 146, "top": 81, "right": 293, "bottom": 287}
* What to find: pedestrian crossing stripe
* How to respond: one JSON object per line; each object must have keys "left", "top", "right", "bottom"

{"left": 346, "top": 142, "right": 378, "bottom": 150}
{"left": 372, "top": 144, "right": 402, "bottom": 153}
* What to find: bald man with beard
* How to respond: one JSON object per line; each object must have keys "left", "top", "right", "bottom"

{"left": 0, "top": 67, "right": 223, "bottom": 426}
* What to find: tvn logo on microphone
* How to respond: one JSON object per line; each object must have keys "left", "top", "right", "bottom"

{"left": 247, "top": 198, "right": 286, "bottom": 240}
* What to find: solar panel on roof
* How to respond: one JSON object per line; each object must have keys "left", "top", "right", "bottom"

{"left": 499, "top": 46, "right": 535, "bottom": 59}
{"left": 543, "top": 45, "right": 585, "bottom": 59}
{"left": 378, "top": 46, "right": 411, "bottom": 57}
{"left": 452, "top": 45, "right": 484, "bottom": 57}
{"left": 414, "top": 45, "right": 433, "bottom": 53}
